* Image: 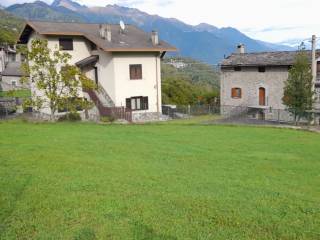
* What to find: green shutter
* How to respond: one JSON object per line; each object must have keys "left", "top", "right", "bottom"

{"left": 143, "top": 97, "right": 149, "bottom": 110}
{"left": 126, "top": 98, "right": 131, "bottom": 109}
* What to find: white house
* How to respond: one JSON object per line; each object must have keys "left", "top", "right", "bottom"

{"left": 18, "top": 21, "right": 177, "bottom": 121}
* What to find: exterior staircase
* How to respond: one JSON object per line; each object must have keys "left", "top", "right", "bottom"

{"left": 96, "top": 83, "right": 115, "bottom": 107}
{"left": 84, "top": 88, "right": 132, "bottom": 122}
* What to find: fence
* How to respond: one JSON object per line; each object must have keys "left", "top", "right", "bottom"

{"left": 162, "top": 104, "right": 319, "bottom": 126}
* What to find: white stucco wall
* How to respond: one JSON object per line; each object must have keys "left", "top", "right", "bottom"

{"left": 27, "top": 33, "right": 91, "bottom": 114}
{"left": 96, "top": 50, "right": 116, "bottom": 102}
{"left": 0, "top": 76, "right": 25, "bottom": 91}
{"left": 221, "top": 66, "right": 289, "bottom": 110}
{"left": 112, "top": 52, "right": 162, "bottom": 113}
{"left": 27, "top": 32, "right": 163, "bottom": 116}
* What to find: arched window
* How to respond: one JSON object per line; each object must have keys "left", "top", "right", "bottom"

{"left": 231, "top": 88, "right": 242, "bottom": 99}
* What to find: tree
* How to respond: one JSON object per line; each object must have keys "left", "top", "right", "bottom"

{"left": 282, "top": 51, "right": 314, "bottom": 125}
{"left": 21, "top": 39, "right": 96, "bottom": 121}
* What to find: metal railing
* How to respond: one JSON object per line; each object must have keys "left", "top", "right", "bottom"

{"left": 84, "top": 89, "right": 132, "bottom": 122}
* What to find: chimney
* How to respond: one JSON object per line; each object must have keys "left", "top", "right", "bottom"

{"left": 237, "top": 44, "right": 245, "bottom": 54}
{"left": 106, "top": 25, "right": 112, "bottom": 42}
{"left": 99, "top": 24, "right": 106, "bottom": 39}
{"left": 151, "top": 31, "right": 159, "bottom": 46}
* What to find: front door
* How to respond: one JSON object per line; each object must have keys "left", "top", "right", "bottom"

{"left": 259, "top": 87, "right": 266, "bottom": 106}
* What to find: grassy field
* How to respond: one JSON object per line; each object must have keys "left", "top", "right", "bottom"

{"left": 0, "top": 90, "right": 31, "bottom": 98}
{"left": 0, "top": 120, "right": 319, "bottom": 239}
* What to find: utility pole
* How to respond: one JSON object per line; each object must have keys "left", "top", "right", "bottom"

{"left": 311, "top": 35, "right": 317, "bottom": 91}
{"left": 311, "top": 35, "right": 317, "bottom": 125}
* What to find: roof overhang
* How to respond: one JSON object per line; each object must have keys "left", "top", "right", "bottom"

{"left": 18, "top": 21, "right": 178, "bottom": 53}
{"left": 76, "top": 55, "right": 99, "bottom": 69}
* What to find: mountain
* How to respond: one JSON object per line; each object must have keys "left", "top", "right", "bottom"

{"left": 0, "top": 9, "right": 24, "bottom": 44}
{"left": 5, "top": 0, "right": 292, "bottom": 64}
{"left": 6, "top": 1, "right": 83, "bottom": 22}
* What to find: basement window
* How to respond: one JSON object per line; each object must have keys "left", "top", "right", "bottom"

{"left": 59, "top": 38, "right": 73, "bottom": 51}
{"left": 231, "top": 88, "right": 242, "bottom": 99}
{"left": 234, "top": 66, "right": 242, "bottom": 71}
{"left": 258, "top": 66, "right": 266, "bottom": 72}
{"left": 126, "top": 96, "right": 148, "bottom": 111}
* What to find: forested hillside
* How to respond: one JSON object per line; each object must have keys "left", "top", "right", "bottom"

{"left": 162, "top": 58, "right": 220, "bottom": 105}
{"left": 0, "top": 9, "right": 24, "bottom": 44}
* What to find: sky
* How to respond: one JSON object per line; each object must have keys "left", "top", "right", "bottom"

{"left": 2, "top": 0, "right": 319, "bottom": 44}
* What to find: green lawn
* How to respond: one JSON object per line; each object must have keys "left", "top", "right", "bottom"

{"left": 0, "top": 90, "right": 31, "bottom": 98}
{"left": 0, "top": 121, "right": 319, "bottom": 239}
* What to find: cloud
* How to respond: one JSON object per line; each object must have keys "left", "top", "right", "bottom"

{"left": 2, "top": 0, "right": 320, "bottom": 43}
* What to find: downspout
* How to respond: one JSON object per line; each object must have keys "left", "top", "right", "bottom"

{"left": 155, "top": 53, "right": 160, "bottom": 114}
{"left": 156, "top": 51, "right": 166, "bottom": 115}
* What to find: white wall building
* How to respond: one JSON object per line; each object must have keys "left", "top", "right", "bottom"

{"left": 18, "top": 21, "right": 177, "bottom": 121}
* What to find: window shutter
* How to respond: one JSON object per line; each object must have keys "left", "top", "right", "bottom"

{"left": 126, "top": 98, "right": 131, "bottom": 109}
{"left": 137, "top": 65, "right": 142, "bottom": 79}
{"left": 130, "top": 66, "right": 135, "bottom": 79}
{"left": 231, "top": 88, "right": 236, "bottom": 98}
{"left": 129, "top": 65, "right": 142, "bottom": 80}
{"left": 142, "top": 97, "right": 149, "bottom": 110}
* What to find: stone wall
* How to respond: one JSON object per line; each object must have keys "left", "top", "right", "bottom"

{"left": 221, "top": 66, "right": 289, "bottom": 114}
{"left": 132, "top": 112, "right": 169, "bottom": 123}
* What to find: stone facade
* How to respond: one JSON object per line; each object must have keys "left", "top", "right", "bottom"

{"left": 132, "top": 112, "right": 169, "bottom": 123}
{"left": 221, "top": 50, "right": 320, "bottom": 118}
{"left": 221, "top": 66, "right": 289, "bottom": 112}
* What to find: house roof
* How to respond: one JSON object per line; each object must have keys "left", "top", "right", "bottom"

{"left": 18, "top": 21, "right": 177, "bottom": 53}
{"left": 221, "top": 50, "right": 320, "bottom": 67}
{"left": 75, "top": 55, "right": 99, "bottom": 69}
{"left": 1, "top": 62, "right": 27, "bottom": 77}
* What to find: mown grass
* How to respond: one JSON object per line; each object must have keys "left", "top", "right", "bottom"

{"left": 0, "top": 121, "right": 319, "bottom": 239}
{"left": 0, "top": 90, "right": 31, "bottom": 98}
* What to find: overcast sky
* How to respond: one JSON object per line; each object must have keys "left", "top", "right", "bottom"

{"left": 2, "top": 0, "right": 319, "bottom": 43}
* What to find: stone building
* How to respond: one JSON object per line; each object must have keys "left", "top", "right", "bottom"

{"left": 220, "top": 45, "right": 320, "bottom": 119}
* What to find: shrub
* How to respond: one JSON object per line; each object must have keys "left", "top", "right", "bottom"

{"left": 100, "top": 115, "right": 116, "bottom": 123}
{"left": 58, "top": 112, "right": 81, "bottom": 122}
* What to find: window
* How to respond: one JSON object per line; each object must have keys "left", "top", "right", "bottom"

{"left": 126, "top": 96, "right": 148, "bottom": 111}
{"left": 130, "top": 64, "right": 142, "bottom": 80}
{"left": 12, "top": 81, "right": 17, "bottom": 87}
{"left": 317, "top": 62, "right": 320, "bottom": 73}
{"left": 59, "top": 38, "right": 73, "bottom": 51}
{"left": 231, "top": 88, "right": 242, "bottom": 99}
{"left": 258, "top": 66, "right": 266, "bottom": 72}
{"left": 234, "top": 66, "right": 242, "bottom": 71}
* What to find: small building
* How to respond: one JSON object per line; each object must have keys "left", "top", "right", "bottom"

{"left": 1, "top": 62, "right": 29, "bottom": 91}
{"left": 18, "top": 21, "right": 177, "bottom": 121}
{"left": 220, "top": 45, "right": 320, "bottom": 119}
{"left": 0, "top": 45, "right": 19, "bottom": 75}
